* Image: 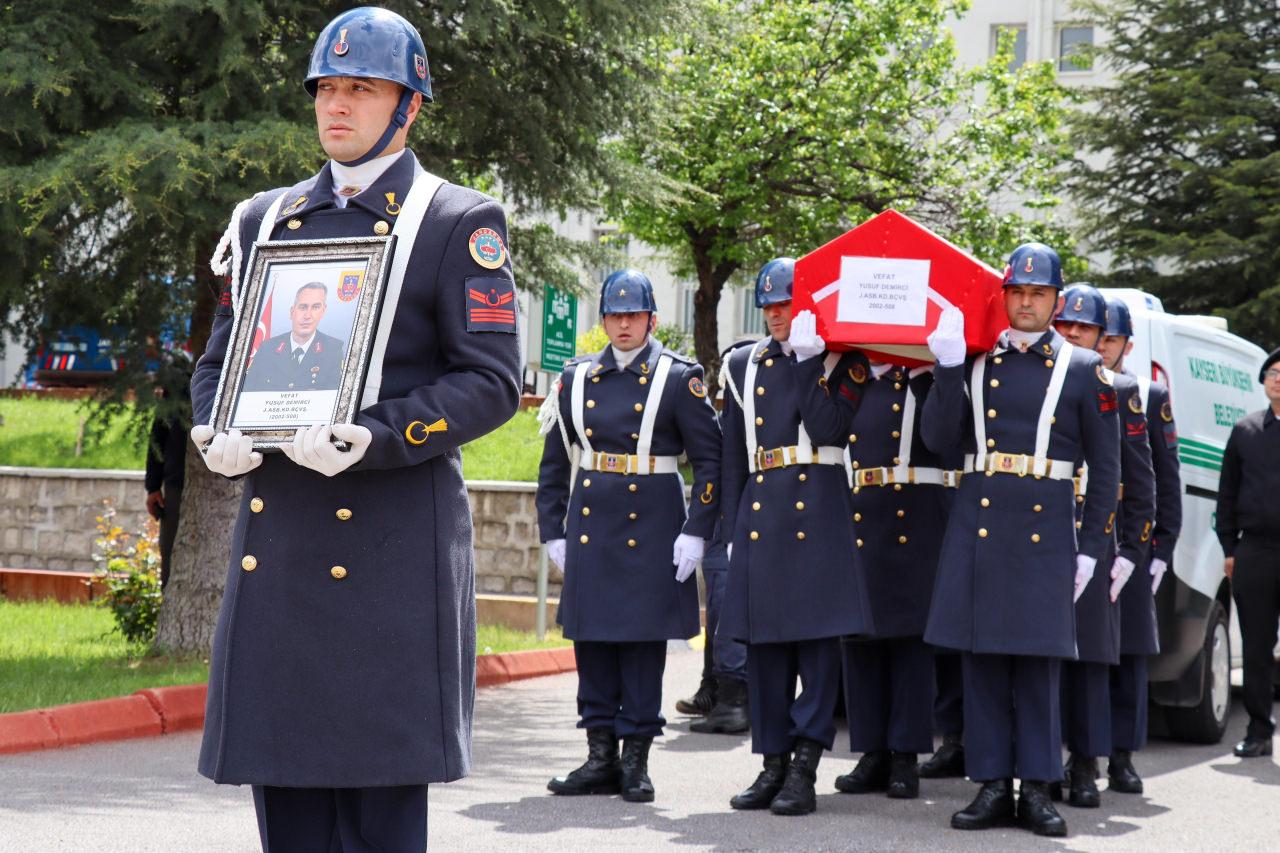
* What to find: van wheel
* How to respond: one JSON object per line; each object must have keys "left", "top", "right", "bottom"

{"left": 1166, "top": 600, "right": 1231, "bottom": 744}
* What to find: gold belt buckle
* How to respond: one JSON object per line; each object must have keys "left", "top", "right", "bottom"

{"left": 757, "top": 447, "right": 785, "bottom": 471}
{"left": 598, "top": 452, "right": 624, "bottom": 473}
{"left": 858, "top": 468, "right": 885, "bottom": 487}
{"left": 991, "top": 452, "right": 1029, "bottom": 477}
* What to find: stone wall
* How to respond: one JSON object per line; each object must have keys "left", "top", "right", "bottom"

{"left": 0, "top": 468, "right": 557, "bottom": 596}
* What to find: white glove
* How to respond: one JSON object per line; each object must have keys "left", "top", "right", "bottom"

{"left": 1109, "top": 555, "right": 1136, "bottom": 602}
{"left": 673, "top": 533, "right": 706, "bottom": 583}
{"left": 788, "top": 310, "right": 826, "bottom": 363}
{"left": 546, "top": 539, "right": 566, "bottom": 573}
{"left": 1150, "top": 558, "right": 1168, "bottom": 595}
{"left": 191, "top": 425, "right": 263, "bottom": 478}
{"left": 1073, "top": 554, "right": 1097, "bottom": 603}
{"left": 280, "top": 423, "right": 372, "bottom": 477}
{"left": 927, "top": 307, "right": 966, "bottom": 367}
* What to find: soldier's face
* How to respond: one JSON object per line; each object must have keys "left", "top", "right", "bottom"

{"left": 603, "top": 312, "right": 655, "bottom": 351}
{"left": 1097, "top": 334, "right": 1133, "bottom": 370}
{"left": 290, "top": 288, "right": 327, "bottom": 338}
{"left": 763, "top": 301, "right": 793, "bottom": 342}
{"left": 1054, "top": 320, "right": 1103, "bottom": 350}
{"left": 1005, "top": 286, "right": 1061, "bottom": 332}
{"left": 314, "top": 76, "right": 421, "bottom": 162}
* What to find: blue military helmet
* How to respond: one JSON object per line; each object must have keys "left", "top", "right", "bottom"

{"left": 1004, "top": 242, "right": 1064, "bottom": 289}
{"left": 755, "top": 257, "right": 795, "bottom": 308}
{"left": 305, "top": 7, "right": 433, "bottom": 166}
{"left": 1104, "top": 296, "right": 1134, "bottom": 338}
{"left": 599, "top": 269, "right": 658, "bottom": 316}
{"left": 1058, "top": 284, "right": 1108, "bottom": 328}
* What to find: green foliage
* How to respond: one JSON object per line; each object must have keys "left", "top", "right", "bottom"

{"left": 0, "top": 397, "right": 146, "bottom": 469}
{"left": 92, "top": 502, "right": 163, "bottom": 644}
{"left": 610, "top": 0, "right": 1078, "bottom": 374}
{"left": 577, "top": 323, "right": 610, "bottom": 354}
{"left": 1071, "top": 0, "right": 1280, "bottom": 349}
{"left": 475, "top": 623, "right": 571, "bottom": 654}
{"left": 460, "top": 408, "right": 543, "bottom": 482}
{"left": 575, "top": 323, "right": 693, "bottom": 357}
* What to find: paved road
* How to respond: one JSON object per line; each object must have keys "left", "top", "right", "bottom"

{"left": 3, "top": 646, "right": 1278, "bottom": 852}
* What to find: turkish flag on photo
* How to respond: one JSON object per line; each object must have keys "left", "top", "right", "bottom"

{"left": 249, "top": 290, "right": 272, "bottom": 365}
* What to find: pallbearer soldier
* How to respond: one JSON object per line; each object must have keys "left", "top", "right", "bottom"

{"left": 1052, "top": 284, "right": 1155, "bottom": 809}
{"left": 719, "top": 257, "right": 875, "bottom": 816}
{"left": 834, "top": 362, "right": 961, "bottom": 800}
{"left": 922, "top": 243, "right": 1121, "bottom": 838}
{"left": 537, "top": 269, "right": 721, "bottom": 802}
{"left": 1098, "top": 296, "right": 1181, "bottom": 792}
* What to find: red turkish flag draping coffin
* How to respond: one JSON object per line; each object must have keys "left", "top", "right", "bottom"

{"left": 793, "top": 209, "right": 1005, "bottom": 366}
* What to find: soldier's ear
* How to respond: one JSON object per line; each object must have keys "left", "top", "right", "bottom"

{"left": 1124, "top": 339, "right": 1134, "bottom": 356}
{"left": 648, "top": 314, "right": 658, "bottom": 335}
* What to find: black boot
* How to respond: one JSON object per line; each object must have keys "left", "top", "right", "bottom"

{"left": 920, "top": 733, "right": 966, "bottom": 779}
{"left": 1066, "top": 754, "right": 1100, "bottom": 808}
{"left": 1017, "top": 780, "right": 1068, "bottom": 837}
{"left": 886, "top": 751, "right": 919, "bottom": 799}
{"left": 834, "top": 749, "right": 890, "bottom": 794}
{"left": 675, "top": 674, "right": 717, "bottom": 716}
{"left": 690, "top": 676, "right": 750, "bottom": 734}
{"left": 619, "top": 736, "right": 655, "bottom": 803}
{"left": 950, "top": 779, "right": 1014, "bottom": 830}
{"left": 548, "top": 728, "right": 620, "bottom": 795}
{"left": 770, "top": 738, "right": 824, "bottom": 816}
{"left": 1107, "top": 749, "right": 1143, "bottom": 794}
{"left": 729, "top": 753, "right": 789, "bottom": 810}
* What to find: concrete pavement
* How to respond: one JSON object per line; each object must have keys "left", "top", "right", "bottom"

{"left": 3, "top": 645, "right": 1278, "bottom": 852}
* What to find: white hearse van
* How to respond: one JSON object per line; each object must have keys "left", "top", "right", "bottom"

{"left": 1104, "top": 288, "right": 1270, "bottom": 743}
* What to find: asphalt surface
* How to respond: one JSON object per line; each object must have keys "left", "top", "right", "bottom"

{"left": 3, "top": 645, "right": 1279, "bottom": 852}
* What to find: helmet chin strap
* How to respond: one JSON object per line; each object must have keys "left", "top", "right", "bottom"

{"left": 337, "top": 88, "right": 415, "bottom": 167}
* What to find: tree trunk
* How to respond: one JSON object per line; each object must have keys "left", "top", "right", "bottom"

{"left": 153, "top": 239, "right": 237, "bottom": 656}
{"left": 688, "top": 230, "right": 739, "bottom": 398}
{"left": 153, "top": 446, "right": 240, "bottom": 655}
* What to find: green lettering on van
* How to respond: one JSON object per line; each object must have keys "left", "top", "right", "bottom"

{"left": 1187, "top": 356, "right": 1252, "bottom": 391}
{"left": 1213, "top": 402, "right": 1248, "bottom": 427}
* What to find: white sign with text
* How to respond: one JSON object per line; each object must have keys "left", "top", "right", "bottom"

{"left": 232, "top": 390, "right": 338, "bottom": 429}
{"left": 834, "top": 256, "right": 932, "bottom": 327}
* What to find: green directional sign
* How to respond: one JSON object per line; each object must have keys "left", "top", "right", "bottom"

{"left": 541, "top": 284, "right": 577, "bottom": 373}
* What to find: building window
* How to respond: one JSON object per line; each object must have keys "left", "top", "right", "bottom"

{"left": 990, "top": 24, "right": 1028, "bottom": 70}
{"left": 682, "top": 285, "right": 697, "bottom": 333}
{"left": 1058, "top": 26, "right": 1094, "bottom": 72}
{"left": 740, "top": 291, "right": 764, "bottom": 337}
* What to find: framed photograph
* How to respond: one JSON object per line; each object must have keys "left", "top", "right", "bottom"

{"left": 208, "top": 236, "right": 395, "bottom": 449}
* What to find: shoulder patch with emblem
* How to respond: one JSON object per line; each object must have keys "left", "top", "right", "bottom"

{"left": 1160, "top": 401, "right": 1173, "bottom": 423}
{"left": 1096, "top": 365, "right": 1114, "bottom": 386}
{"left": 1097, "top": 388, "right": 1118, "bottom": 413}
{"left": 688, "top": 376, "right": 706, "bottom": 398}
{"left": 849, "top": 363, "right": 868, "bottom": 384}
{"left": 468, "top": 228, "right": 507, "bottom": 269}
{"left": 466, "top": 277, "right": 517, "bottom": 333}
{"left": 215, "top": 278, "right": 234, "bottom": 317}
{"left": 1128, "top": 394, "right": 1143, "bottom": 414}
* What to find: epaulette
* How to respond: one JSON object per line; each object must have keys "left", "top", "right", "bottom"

{"left": 721, "top": 338, "right": 758, "bottom": 359}
{"left": 661, "top": 347, "right": 697, "bottom": 366}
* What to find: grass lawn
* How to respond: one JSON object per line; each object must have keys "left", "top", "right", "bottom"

{"left": 0, "top": 397, "right": 544, "bottom": 481}
{"left": 0, "top": 600, "right": 568, "bottom": 714}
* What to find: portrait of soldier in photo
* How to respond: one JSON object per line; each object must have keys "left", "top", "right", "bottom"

{"left": 242, "top": 281, "right": 347, "bottom": 393}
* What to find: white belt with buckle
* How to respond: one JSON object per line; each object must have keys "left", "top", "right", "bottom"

{"left": 854, "top": 466, "right": 962, "bottom": 489}
{"left": 750, "top": 445, "right": 845, "bottom": 473}
{"left": 963, "top": 452, "right": 1075, "bottom": 480}
{"left": 580, "top": 451, "right": 679, "bottom": 475}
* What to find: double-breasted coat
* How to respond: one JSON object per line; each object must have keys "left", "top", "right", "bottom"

{"left": 921, "top": 329, "right": 1121, "bottom": 659}
{"left": 849, "top": 366, "right": 960, "bottom": 638}
{"left": 191, "top": 150, "right": 522, "bottom": 787}
{"left": 718, "top": 339, "right": 875, "bottom": 644}
{"left": 1072, "top": 369, "right": 1155, "bottom": 664}
{"left": 535, "top": 340, "right": 721, "bottom": 641}
{"left": 1119, "top": 374, "right": 1181, "bottom": 655}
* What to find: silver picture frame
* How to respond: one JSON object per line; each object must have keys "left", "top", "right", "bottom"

{"left": 207, "top": 236, "right": 396, "bottom": 449}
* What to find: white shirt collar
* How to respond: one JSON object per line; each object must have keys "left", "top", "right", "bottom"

{"left": 330, "top": 150, "right": 405, "bottom": 208}
{"left": 290, "top": 332, "right": 316, "bottom": 352}
{"left": 611, "top": 340, "right": 647, "bottom": 370}
{"left": 870, "top": 362, "right": 895, "bottom": 379}
{"left": 999, "top": 327, "right": 1045, "bottom": 353}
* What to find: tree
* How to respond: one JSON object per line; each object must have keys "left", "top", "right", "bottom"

{"left": 610, "top": 0, "right": 1079, "bottom": 385}
{"left": 1071, "top": 0, "right": 1280, "bottom": 349}
{"left": 0, "top": 0, "right": 679, "bottom": 652}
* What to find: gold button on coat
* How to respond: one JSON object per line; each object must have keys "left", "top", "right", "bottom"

{"left": 986, "top": 438, "right": 996, "bottom": 448}
{"left": 896, "top": 509, "right": 905, "bottom": 518}
{"left": 629, "top": 483, "right": 638, "bottom": 492}
{"left": 634, "top": 403, "right": 643, "bottom": 412}
{"left": 336, "top": 508, "right": 352, "bottom": 521}
{"left": 586, "top": 400, "right": 596, "bottom": 408}
{"left": 752, "top": 501, "right": 761, "bottom": 511}
{"left": 798, "top": 473, "right": 806, "bottom": 482}
{"left": 286, "top": 219, "right": 302, "bottom": 230}
{"left": 796, "top": 531, "right": 806, "bottom": 541}
{"left": 639, "top": 376, "right": 648, "bottom": 385}
{"left": 330, "top": 565, "right": 347, "bottom": 579}
{"left": 756, "top": 387, "right": 765, "bottom": 396}
{"left": 892, "top": 403, "right": 901, "bottom": 412}
{"left": 583, "top": 478, "right": 591, "bottom": 488}
{"left": 765, "top": 359, "right": 774, "bottom": 367}
{"left": 987, "top": 409, "right": 997, "bottom": 419}
{"left": 580, "top": 534, "right": 590, "bottom": 544}
{"left": 854, "top": 512, "right": 862, "bottom": 522}
{"left": 1034, "top": 504, "right": 1042, "bottom": 512}
{"left": 1045, "top": 359, "right": 1054, "bottom": 368}
{"left": 1031, "top": 534, "right": 1041, "bottom": 543}
{"left": 756, "top": 416, "right": 764, "bottom": 426}
{"left": 584, "top": 428, "right": 593, "bottom": 437}
{"left": 750, "top": 531, "right": 760, "bottom": 541}
{"left": 978, "top": 528, "right": 989, "bottom": 538}
{"left": 582, "top": 507, "right": 590, "bottom": 516}
{"left": 373, "top": 221, "right": 390, "bottom": 235}
{"left": 795, "top": 501, "right": 805, "bottom": 511}
{"left": 856, "top": 538, "right": 865, "bottom": 548}
{"left": 241, "top": 555, "right": 258, "bottom": 571}
{"left": 893, "top": 483, "right": 902, "bottom": 491}
{"left": 898, "top": 535, "right": 908, "bottom": 544}
{"left": 250, "top": 497, "right": 264, "bottom": 513}
{"left": 981, "top": 498, "right": 990, "bottom": 507}
{"left": 627, "top": 539, "right": 637, "bottom": 548}
{"left": 756, "top": 474, "right": 764, "bottom": 483}
{"left": 849, "top": 434, "right": 857, "bottom": 443}
{"left": 990, "top": 379, "right": 999, "bottom": 388}
{"left": 629, "top": 512, "right": 637, "bottom": 520}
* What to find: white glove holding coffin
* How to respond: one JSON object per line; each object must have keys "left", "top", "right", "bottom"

{"left": 928, "top": 307, "right": 966, "bottom": 367}
{"left": 788, "top": 310, "right": 826, "bottom": 363}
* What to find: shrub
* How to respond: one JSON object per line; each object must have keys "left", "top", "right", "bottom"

{"left": 92, "top": 502, "right": 162, "bottom": 645}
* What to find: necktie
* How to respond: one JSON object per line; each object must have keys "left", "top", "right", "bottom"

{"left": 293, "top": 347, "right": 305, "bottom": 365}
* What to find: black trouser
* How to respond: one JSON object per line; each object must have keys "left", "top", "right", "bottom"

{"left": 158, "top": 482, "right": 182, "bottom": 588}
{"left": 1232, "top": 537, "right": 1280, "bottom": 739}
{"left": 251, "top": 785, "right": 428, "bottom": 852}
{"left": 933, "top": 650, "right": 964, "bottom": 736}
{"left": 574, "top": 640, "right": 668, "bottom": 737}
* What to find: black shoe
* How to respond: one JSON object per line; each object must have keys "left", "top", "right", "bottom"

{"left": 1066, "top": 754, "right": 1100, "bottom": 808}
{"left": 887, "top": 752, "right": 919, "bottom": 799}
{"left": 690, "top": 677, "right": 750, "bottom": 734}
{"left": 548, "top": 728, "right": 621, "bottom": 795}
{"left": 770, "top": 738, "right": 824, "bottom": 816}
{"left": 675, "top": 675, "right": 717, "bottom": 716}
{"left": 1234, "top": 735, "right": 1274, "bottom": 758}
{"left": 1107, "top": 749, "right": 1143, "bottom": 794}
{"left": 619, "top": 736, "right": 655, "bottom": 802}
{"left": 950, "top": 779, "right": 1014, "bottom": 830}
{"left": 1017, "top": 780, "right": 1068, "bottom": 837}
{"left": 834, "top": 749, "right": 890, "bottom": 794}
{"left": 1047, "top": 777, "right": 1063, "bottom": 802}
{"left": 730, "top": 753, "right": 789, "bottom": 810}
{"left": 920, "top": 733, "right": 966, "bottom": 779}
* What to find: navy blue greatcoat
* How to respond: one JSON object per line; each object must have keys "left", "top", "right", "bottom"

{"left": 719, "top": 340, "right": 875, "bottom": 643}
{"left": 1121, "top": 375, "right": 1180, "bottom": 655}
{"left": 849, "top": 366, "right": 959, "bottom": 638}
{"left": 191, "top": 150, "right": 522, "bottom": 787}
{"left": 536, "top": 340, "right": 721, "bottom": 641}
{"left": 921, "top": 330, "right": 1121, "bottom": 658}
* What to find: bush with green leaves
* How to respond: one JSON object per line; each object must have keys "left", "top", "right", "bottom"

{"left": 92, "top": 503, "right": 163, "bottom": 645}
